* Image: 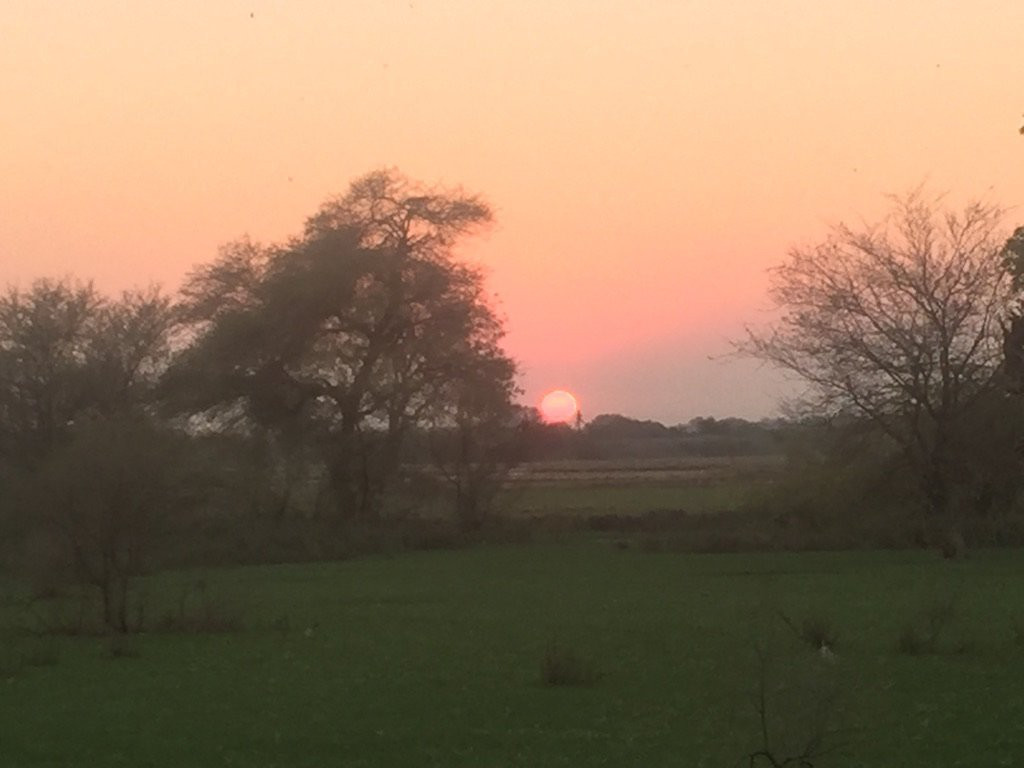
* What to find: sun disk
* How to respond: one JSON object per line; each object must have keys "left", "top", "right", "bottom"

{"left": 539, "top": 389, "right": 579, "bottom": 424}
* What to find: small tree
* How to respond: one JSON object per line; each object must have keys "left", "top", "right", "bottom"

{"left": 0, "top": 279, "right": 101, "bottom": 468}
{"left": 428, "top": 356, "right": 521, "bottom": 531}
{"left": 0, "top": 280, "right": 174, "bottom": 469}
{"left": 0, "top": 280, "right": 178, "bottom": 593}
{"left": 36, "top": 417, "right": 189, "bottom": 633}
{"left": 741, "top": 192, "right": 1014, "bottom": 541}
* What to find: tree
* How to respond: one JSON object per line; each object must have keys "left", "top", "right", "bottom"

{"left": 586, "top": 414, "right": 670, "bottom": 439}
{"left": 87, "top": 286, "right": 176, "bottom": 416}
{"left": 0, "top": 280, "right": 178, "bottom": 609}
{"left": 741, "top": 192, "right": 1015, "bottom": 537}
{"left": 427, "top": 353, "right": 521, "bottom": 531}
{"left": 0, "top": 279, "right": 101, "bottom": 468}
{"left": 168, "top": 170, "right": 516, "bottom": 522}
{"left": 1000, "top": 226, "right": 1024, "bottom": 387}
{"left": 0, "top": 280, "right": 175, "bottom": 471}
{"left": 34, "top": 416, "right": 192, "bottom": 632}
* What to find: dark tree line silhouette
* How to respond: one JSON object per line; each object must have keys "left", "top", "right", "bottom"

{"left": 3, "top": 173, "right": 1024, "bottom": 631}
{"left": 0, "top": 170, "right": 524, "bottom": 629}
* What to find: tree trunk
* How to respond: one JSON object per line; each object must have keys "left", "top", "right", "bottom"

{"left": 328, "top": 448, "right": 358, "bottom": 521}
{"left": 921, "top": 444, "right": 965, "bottom": 558}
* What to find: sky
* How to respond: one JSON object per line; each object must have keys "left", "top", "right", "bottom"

{"left": 2, "top": 1, "right": 1023, "bottom": 424}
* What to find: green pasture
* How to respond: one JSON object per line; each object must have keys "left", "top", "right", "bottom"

{"left": 502, "top": 481, "right": 754, "bottom": 517}
{"left": 2, "top": 544, "right": 1024, "bottom": 766}
{"left": 497, "top": 456, "right": 776, "bottom": 518}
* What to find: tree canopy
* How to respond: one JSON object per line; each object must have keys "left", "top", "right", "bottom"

{"left": 0, "top": 280, "right": 173, "bottom": 469}
{"left": 166, "top": 170, "right": 517, "bottom": 520}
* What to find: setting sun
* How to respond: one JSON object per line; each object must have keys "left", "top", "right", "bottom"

{"left": 539, "top": 389, "right": 579, "bottom": 424}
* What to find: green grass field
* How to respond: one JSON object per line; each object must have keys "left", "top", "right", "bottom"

{"left": 3, "top": 543, "right": 1024, "bottom": 766}
{"left": 501, "top": 457, "right": 774, "bottom": 517}
{"left": 503, "top": 482, "right": 753, "bottom": 518}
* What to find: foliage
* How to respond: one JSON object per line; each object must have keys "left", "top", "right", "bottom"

{"left": 31, "top": 416, "right": 198, "bottom": 633}
{"left": 894, "top": 593, "right": 972, "bottom": 656}
{"left": 0, "top": 279, "right": 100, "bottom": 467}
{"left": 585, "top": 413, "right": 670, "bottom": 439}
{"left": 0, "top": 279, "right": 173, "bottom": 470}
{"left": 427, "top": 391, "right": 524, "bottom": 532}
{"left": 105, "top": 633, "right": 141, "bottom": 660}
{"left": 777, "top": 610, "right": 840, "bottom": 653}
{"left": 741, "top": 192, "right": 1015, "bottom": 533}
{"left": 167, "top": 169, "right": 516, "bottom": 522}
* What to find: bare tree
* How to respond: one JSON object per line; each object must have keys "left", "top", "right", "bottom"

{"left": 0, "top": 280, "right": 101, "bottom": 468}
{"left": 0, "top": 280, "right": 175, "bottom": 470}
{"left": 37, "top": 416, "right": 190, "bottom": 633}
{"left": 87, "top": 286, "right": 175, "bottom": 415}
{"left": 740, "top": 192, "right": 1014, "bottom": 537}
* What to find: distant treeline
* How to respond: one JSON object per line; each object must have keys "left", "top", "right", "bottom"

{"left": 518, "top": 413, "right": 787, "bottom": 461}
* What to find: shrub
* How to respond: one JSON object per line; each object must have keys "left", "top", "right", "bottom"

{"left": 777, "top": 610, "right": 839, "bottom": 652}
{"left": 895, "top": 595, "right": 965, "bottom": 656}
{"left": 800, "top": 614, "right": 839, "bottom": 652}
{"left": 105, "top": 634, "right": 141, "bottom": 660}
{"left": 33, "top": 416, "right": 197, "bottom": 633}
{"left": 540, "top": 640, "right": 601, "bottom": 687}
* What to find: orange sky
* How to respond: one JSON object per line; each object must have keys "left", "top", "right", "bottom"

{"left": 2, "top": 1, "right": 1023, "bottom": 422}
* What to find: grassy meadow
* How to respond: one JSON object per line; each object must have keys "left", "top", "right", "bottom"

{"left": 501, "top": 456, "right": 778, "bottom": 518}
{"left": 3, "top": 541, "right": 1024, "bottom": 767}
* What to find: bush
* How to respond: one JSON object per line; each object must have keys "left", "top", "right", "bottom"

{"left": 540, "top": 640, "right": 601, "bottom": 687}
{"left": 895, "top": 595, "right": 966, "bottom": 656}
{"left": 796, "top": 613, "right": 839, "bottom": 652}
{"left": 105, "top": 634, "right": 141, "bottom": 660}
{"left": 32, "top": 416, "right": 198, "bottom": 633}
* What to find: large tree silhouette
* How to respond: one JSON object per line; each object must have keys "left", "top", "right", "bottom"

{"left": 168, "top": 170, "right": 516, "bottom": 521}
